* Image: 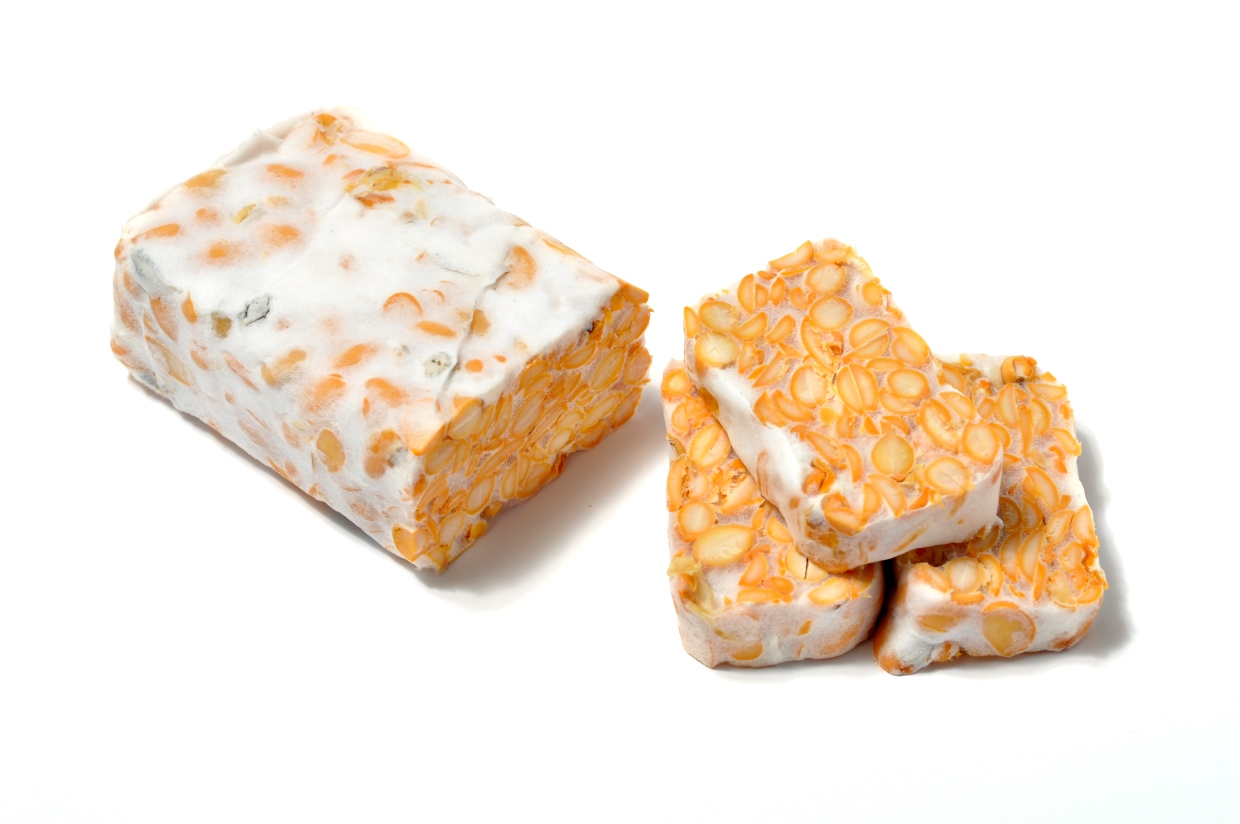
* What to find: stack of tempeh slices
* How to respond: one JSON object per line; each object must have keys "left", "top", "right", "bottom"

{"left": 665, "top": 239, "right": 1105, "bottom": 673}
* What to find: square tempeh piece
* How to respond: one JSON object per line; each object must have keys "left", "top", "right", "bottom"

{"left": 663, "top": 363, "right": 883, "bottom": 667}
{"left": 683, "top": 239, "right": 1002, "bottom": 573}
{"left": 110, "top": 108, "right": 651, "bottom": 571}
{"left": 873, "top": 355, "right": 1106, "bottom": 674}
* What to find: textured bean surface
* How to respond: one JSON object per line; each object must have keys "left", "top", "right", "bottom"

{"left": 110, "top": 108, "right": 651, "bottom": 571}
{"left": 684, "top": 239, "right": 1003, "bottom": 572}
{"left": 662, "top": 362, "right": 882, "bottom": 667}
{"left": 874, "top": 354, "right": 1106, "bottom": 673}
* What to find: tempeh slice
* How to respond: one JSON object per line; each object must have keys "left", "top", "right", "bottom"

{"left": 663, "top": 362, "right": 882, "bottom": 667}
{"left": 873, "top": 355, "right": 1106, "bottom": 674}
{"left": 683, "top": 239, "right": 1001, "bottom": 573}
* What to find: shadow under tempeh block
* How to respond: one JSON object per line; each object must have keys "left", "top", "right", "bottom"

{"left": 873, "top": 354, "right": 1106, "bottom": 674}
{"left": 110, "top": 108, "right": 651, "bottom": 571}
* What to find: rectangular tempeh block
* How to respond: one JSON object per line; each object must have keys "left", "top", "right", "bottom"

{"left": 110, "top": 108, "right": 652, "bottom": 571}
{"left": 873, "top": 355, "right": 1106, "bottom": 674}
{"left": 663, "top": 362, "right": 883, "bottom": 667}
{"left": 683, "top": 239, "right": 1002, "bottom": 573}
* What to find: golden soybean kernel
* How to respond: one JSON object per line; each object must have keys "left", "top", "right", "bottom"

{"left": 1030, "top": 381, "right": 1068, "bottom": 400}
{"left": 392, "top": 525, "right": 425, "bottom": 562}
{"left": 982, "top": 603, "right": 1036, "bottom": 656}
{"left": 693, "top": 525, "right": 755, "bottom": 567}
{"left": 868, "top": 473, "right": 906, "bottom": 517}
{"left": 734, "top": 312, "right": 768, "bottom": 340}
{"left": 738, "top": 552, "right": 768, "bottom": 587}
{"left": 1047, "top": 570, "right": 1078, "bottom": 608}
{"left": 767, "top": 314, "right": 796, "bottom": 343}
{"left": 887, "top": 369, "right": 930, "bottom": 400}
{"left": 465, "top": 476, "right": 496, "bottom": 515}
{"left": 835, "top": 363, "right": 878, "bottom": 413}
{"left": 823, "top": 506, "right": 863, "bottom": 535}
{"left": 695, "top": 331, "right": 739, "bottom": 368}
{"left": 808, "top": 577, "right": 852, "bottom": 606}
{"left": 785, "top": 545, "right": 829, "bottom": 582}
{"left": 768, "top": 278, "right": 788, "bottom": 306}
{"left": 1023, "top": 466, "right": 1060, "bottom": 514}
{"left": 261, "top": 349, "right": 307, "bottom": 386}
{"left": 772, "top": 391, "right": 814, "bottom": 422}
{"left": 924, "top": 457, "right": 970, "bottom": 496}
{"left": 737, "top": 275, "right": 757, "bottom": 313}
{"left": 890, "top": 327, "right": 929, "bottom": 365}
{"left": 978, "top": 552, "right": 1004, "bottom": 596}
{"left": 919, "top": 399, "right": 961, "bottom": 451}
{"left": 731, "top": 642, "right": 766, "bottom": 661}
{"left": 316, "top": 429, "right": 346, "bottom": 473}
{"left": 1001, "top": 356, "right": 1037, "bottom": 384}
{"left": 788, "top": 364, "right": 828, "bottom": 407}
{"left": 1054, "top": 427, "right": 1083, "bottom": 456}
{"left": 751, "top": 357, "right": 791, "bottom": 389}
{"left": 662, "top": 367, "right": 693, "bottom": 399}
{"left": 590, "top": 349, "right": 627, "bottom": 390}
{"left": 944, "top": 557, "right": 985, "bottom": 603}
{"left": 848, "top": 317, "right": 890, "bottom": 358}
{"left": 677, "top": 501, "right": 716, "bottom": 539}
{"left": 962, "top": 421, "right": 1000, "bottom": 463}
{"left": 689, "top": 422, "right": 731, "bottom": 469}
{"left": 770, "top": 241, "right": 814, "bottom": 270}
{"left": 942, "top": 391, "right": 976, "bottom": 420}
{"left": 997, "top": 383, "right": 1020, "bottom": 427}
{"left": 806, "top": 263, "right": 847, "bottom": 295}
{"left": 871, "top": 434, "right": 914, "bottom": 480}
{"left": 1072, "top": 505, "right": 1097, "bottom": 545}
{"left": 918, "top": 612, "right": 961, "bottom": 632}
{"left": 809, "top": 297, "right": 852, "bottom": 331}
{"left": 447, "top": 398, "right": 485, "bottom": 440}
{"left": 698, "top": 300, "right": 738, "bottom": 334}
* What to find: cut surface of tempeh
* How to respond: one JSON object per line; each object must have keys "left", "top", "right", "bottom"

{"left": 663, "top": 362, "right": 882, "bottom": 668}
{"left": 873, "top": 355, "right": 1106, "bottom": 674}
{"left": 111, "top": 108, "right": 651, "bottom": 571}
{"left": 683, "top": 239, "right": 1001, "bottom": 573}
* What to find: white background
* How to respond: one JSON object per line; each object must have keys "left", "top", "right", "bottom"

{"left": 2, "top": 2, "right": 1237, "bottom": 821}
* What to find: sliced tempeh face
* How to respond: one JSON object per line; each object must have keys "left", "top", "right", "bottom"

{"left": 683, "top": 239, "right": 1003, "bottom": 573}
{"left": 873, "top": 354, "right": 1107, "bottom": 674}
{"left": 111, "top": 108, "right": 651, "bottom": 571}
{"left": 662, "top": 362, "right": 883, "bottom": 668}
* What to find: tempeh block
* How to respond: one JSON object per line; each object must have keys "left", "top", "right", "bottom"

{"left": 873, "top": 355, "right": 1106, "bottom": 674}
{"left": 110, "top": 108, "right": 651, "bottom": 571}
{"left": 683, "top": 239, "right": 1002, "bottom": 573}
{"left": 663, "top": 363, "right": 883, "bottom": 667}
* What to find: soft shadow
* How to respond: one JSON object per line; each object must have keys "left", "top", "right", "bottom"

{"left": 1069, "top": 421, "right": 1132, "bottom": 657}
{"left": 419, "top": 383, "right": 667, "bottom": 602}
{"left": 128, "top": 377, "right": 670, "bottom": 596}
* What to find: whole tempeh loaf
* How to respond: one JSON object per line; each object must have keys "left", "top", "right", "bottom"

{"left": 110, "top": 108, "right": 652, "bottom": 571}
